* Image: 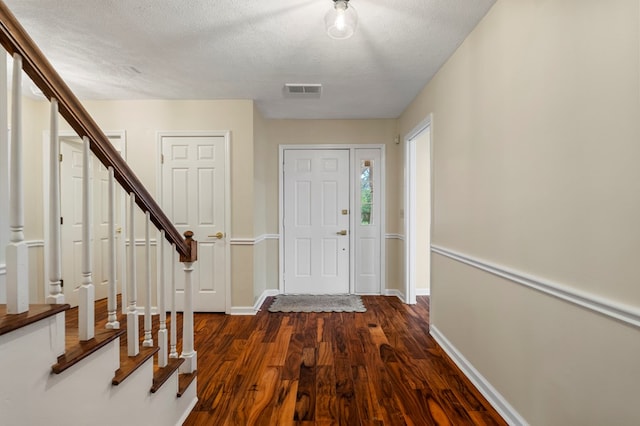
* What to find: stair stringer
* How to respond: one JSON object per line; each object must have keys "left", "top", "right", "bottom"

{"left": 0, "top": 312, "right": 197, "bottom": 426}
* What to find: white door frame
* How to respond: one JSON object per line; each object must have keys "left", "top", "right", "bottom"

{"left": 157, "top": 131, "right": 231, "bottom": 313}
{"left": 404, "top": 114, "right": 433, "bottom": 304}
{"left": 278, "top": 144, "right": 386, "bottom": 294}
{"left": 42, "top": 130, "right": 127, "bottom": 305}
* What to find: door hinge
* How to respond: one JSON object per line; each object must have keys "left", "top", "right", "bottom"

{"left": 161, "top": 154, "right": 164, "bottom": 164}
{"left": 60, "top": 279, "right": 64, "bottom": 288}
{"left": 60, "top": 216, "right": 63, "bottom": 225}
{"left": 59, "top": 153, "right": 63, "bottom": 162}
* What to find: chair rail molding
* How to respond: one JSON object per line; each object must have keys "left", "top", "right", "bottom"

{"left": 431, "top": 245, "right": 640, "bottom": 329}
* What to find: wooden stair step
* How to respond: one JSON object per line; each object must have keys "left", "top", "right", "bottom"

{"left": 112, "top": 344, "right": 159, "bottom": 385}
{"left": 0, "top": 304, "right": 69, "bottom": 336}
{"left": 52, "top": 327, "right": 125, "bottom": 374}
{"left": 151, "top": 357, "right": 185, "bottom": 393}
{"left": 178, "top": 371, "right": 197, "bottom": 397}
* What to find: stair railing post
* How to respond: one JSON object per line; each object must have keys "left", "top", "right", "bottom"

{"left": 78, "top": 136, "right": 94, "bottom": 341}
{"left": 6, "top": 53, "right": 28, "bottom": 314}
{"left": 46, "top": 99, "right": 64, "bottom": 304}
{"left": 142, "top": 212, "right": 153, "bottom": 347}
{"left": 179, "top": 231, "right": 197, "bottom": 374}
{"left": 157, "top": 230, "right": 168, "bottom": 367}
{"left": 106, "top": 167, "right": 119, "bottom": 329}
{"left": 169, "top": 243, "right": 178, "bottom": 359}
{"left": 127, "top": 193, "right": 139, "bottom": 356}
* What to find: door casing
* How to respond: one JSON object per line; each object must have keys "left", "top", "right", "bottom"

{"left": 279, "top": 144, "right": 386, "bottom": 295}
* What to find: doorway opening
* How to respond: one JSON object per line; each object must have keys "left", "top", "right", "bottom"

{"left": 405, "top": 116, "right": 432, "bottom": 304}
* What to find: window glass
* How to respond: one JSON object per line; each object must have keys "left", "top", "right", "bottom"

{"left": 360, "top": 160, "right": 373, "bottom": 225}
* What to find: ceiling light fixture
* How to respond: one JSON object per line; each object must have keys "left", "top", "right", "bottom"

{"left": 325, "top": 0, "right": 358, "bottom": 40}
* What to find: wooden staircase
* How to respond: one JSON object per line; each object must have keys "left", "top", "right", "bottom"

{"left": 0, "top": 0, "right": 200, "bottom": 423}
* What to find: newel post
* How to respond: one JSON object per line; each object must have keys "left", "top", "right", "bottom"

{"left": 179, "top": 230, "right": 197, "bottom": 374}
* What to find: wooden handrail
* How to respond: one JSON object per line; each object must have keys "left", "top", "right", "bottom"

{"left": 0, "top": 1, "right": 190, "bottom": 258}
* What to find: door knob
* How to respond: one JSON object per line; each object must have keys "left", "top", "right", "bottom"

{"left": 208, "top": 232, "right": 224, "bottom": 239}
{"left": 336, "top": 230, "right": 348, "bottom": 236}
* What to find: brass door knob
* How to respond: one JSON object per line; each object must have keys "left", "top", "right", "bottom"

{"left": 208, "top": 232, "right": 224, "bottom": 239}
{"left": 336, "top": 230, "right": 348, "bottom": 236}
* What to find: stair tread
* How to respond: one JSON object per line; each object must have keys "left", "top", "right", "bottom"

{"left": 52, "top": 327, "right": 125, "bottom": 374}
{"left": 112, "top": 344, "right": 159, "bottom": 385}
{"left": 151, "top": 357, "right": 185, "bottom": 393}
{"left": 0, "top": 304, "right": 69, "bottom": 336}
{"left": 178, "top": 371, "right": 197, "bottom": 397}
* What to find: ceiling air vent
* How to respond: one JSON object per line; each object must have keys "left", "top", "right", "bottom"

{"left": 284, "top": 83, "right": 322, "bottom": 98}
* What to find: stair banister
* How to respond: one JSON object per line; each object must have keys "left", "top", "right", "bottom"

{"left": 106, "top": 167, "right": 119, "bottom": 329}
{"left": 127, "top": 194, "right": 139, "bottom": 357}
{"left": 79, "top": 137, "right": 95, "bottom": 341}
{"left": 6, "top": 52, "right": 27, "bottom": 314}
{"left": 0, "top": 1, "right": 188, "bottom": 258}
{"left": 143, "top": 212, "right": 153, "bottom": 347}
{"left": 179, "top": 232, "right": 197, "bottom": 374}
{"left": 46, "top": 99, "right": 64, "bottom": 304}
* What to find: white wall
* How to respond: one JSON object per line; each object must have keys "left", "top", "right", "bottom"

{"left": 399, "top": 0, "right": 640, "bottom": 424}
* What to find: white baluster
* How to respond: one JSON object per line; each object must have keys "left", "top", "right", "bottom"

{"left": 179, "top": 233, "right": 196, "bottom": 373}
{"left": 169, "top": 244, "right": 178, "bottom": 359}
{"left": 106, "top": 167, "right": 119, "bottom": 329}
{"left": 78, "top": 137, "right": 94, "bottom": 341}
{"left": 142, "top": 212, "right": 153, "bottom": 347}
{"left": 127, "top": 193, "right": 139, "bottom": 356}
{"left": 6, "top": 53, "right": 28, "bottom": 314}
{"left": 46, "top": 99, "right": 64, "bottom": 304}
{"left": 157, "top": 230, "right": 168, "bottom": 367}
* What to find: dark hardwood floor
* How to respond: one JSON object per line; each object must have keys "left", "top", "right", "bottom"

{"left": 184, "top": 296, "right": 506, "bottom": 425}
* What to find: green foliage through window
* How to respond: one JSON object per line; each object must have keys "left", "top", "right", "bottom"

{"left": 361, "top": 161, "right": 373, "bottom": 225}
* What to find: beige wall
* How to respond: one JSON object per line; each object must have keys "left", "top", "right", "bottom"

{"left": 399, "top": 0, "right": 640, "bottom": 424}
{"left": 264, "top": 119, "right": 403, "bottom": 292}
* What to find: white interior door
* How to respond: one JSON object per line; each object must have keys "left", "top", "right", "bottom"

{"left": 283, "top": 149, "right": 350, "bottom": 294}
{"left": 161, "top": 135, "right": 227, "bottom": 312}
{"left": 60, "top": 137, "right": 125, "bottom": 307}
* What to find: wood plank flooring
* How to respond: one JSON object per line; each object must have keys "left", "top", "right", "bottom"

{"left": 184, "top": 296, "right": 506, "bottom": 425}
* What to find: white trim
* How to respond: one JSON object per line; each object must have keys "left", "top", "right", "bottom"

{"left": 255, "top": 289, "right": 279, "bottom": 311}
{"left": 157, "top": 131, "right": 232, "bottom": 314}
{"left": 125, "top": 238, "right": 158, "bottom": 247}
{"left": 384, "top": 288, "right": 406, "bottom": 302}
{"left": 384, "top": 233, "right": 405, "bottom": 240}
{"left": 279, "top": 144, "right": 386, "bottom": 295}
{"left": 228, "top": 306, "right": 260, "bottom": 315}
{"left": 432, "top": 245, "right": 640, "bottom": 329}
{"left": 175, "top": 395, "right": 199, "bottom": 426}
{"left": 229, "top": 234, "right": 279, "bottom": 246}
{"left": 430, "top": 325, "right": 528, "bottom": 426}
{"left": 404, "top": 114, "right": 433, "bottom": 306}
{"left": 25, "top": 240, "right": 44, "bottom": 248}
{"left": 416, "top": 288, "right": 430, "bottom": 296}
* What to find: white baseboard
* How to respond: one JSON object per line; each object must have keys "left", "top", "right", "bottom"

{"left": 175, "top": 396, "right": 198, "bottom": 426}
{"left": 229, "top": 289, "right": 279, "bottom": 315}
{"left": 430, "top": 325, "right": 528, "bottom": 426}
{"left": 416, "top": 288, "right": 430, "bottom": 296}
{"left": 384, "top": 288, "right": 406, "bottom": 302}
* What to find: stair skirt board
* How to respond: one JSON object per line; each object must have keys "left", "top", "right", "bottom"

{"left": 0, "top": 314, "right": 196, "bottom": 426}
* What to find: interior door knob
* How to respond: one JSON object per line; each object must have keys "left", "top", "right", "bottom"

{"left": 208, "top": 232, "right": 224, "bottom": 239}
{"left": 336, "top": 230, "right": 348, "bottom": 236}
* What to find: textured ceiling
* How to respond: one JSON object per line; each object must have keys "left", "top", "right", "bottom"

{"left": 4, "top": 0, "right": 495, "bottom": 119}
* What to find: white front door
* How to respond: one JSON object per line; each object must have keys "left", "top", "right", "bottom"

{"left": 283, "top": 149, "right": 350, "bottom": 294}
{"left": 161, "top": 135, "right": 227, "bottom": 312}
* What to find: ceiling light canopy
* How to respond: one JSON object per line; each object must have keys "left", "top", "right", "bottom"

{"left": 325, "top": 0, "right": 358, "bottom": 40}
